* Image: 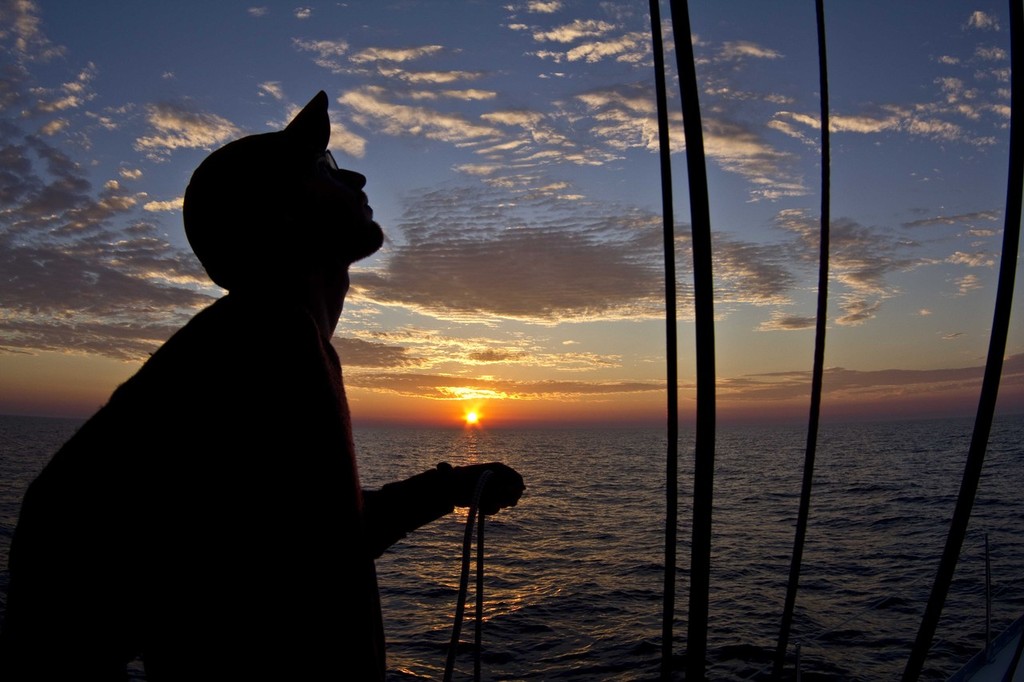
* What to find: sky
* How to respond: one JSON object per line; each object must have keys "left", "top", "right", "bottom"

{"left": 0, "top": 0, "right": 1022, "bottom": 428}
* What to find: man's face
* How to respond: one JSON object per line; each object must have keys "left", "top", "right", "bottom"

{"left": 307, "top": 150, "right": 385, "bottom": 264}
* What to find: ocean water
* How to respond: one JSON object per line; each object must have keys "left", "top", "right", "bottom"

{"left": 1, "top": 414, "right": 1022, "bottom": 680}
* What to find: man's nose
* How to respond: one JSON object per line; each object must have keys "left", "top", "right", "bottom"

{"left": 335, "top": 168, "right": 366, "bottom": 190}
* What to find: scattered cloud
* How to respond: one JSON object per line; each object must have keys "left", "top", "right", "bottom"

{"left": 966, "top": 11, "right": 999, "bottom": 31}
{"left": 142, "top": 197, "right": 183, "bottom": 212}
{"left": 719, "top": 354, "right": 1024, "bottom": 405}
{"left": 257, "top": 81, "right": 285, "bottom": 100}
{"left": 294, "top": 7, "right": 311, "bottom": 20}
{"left": 956, "top": 273, "right": 982, "bottom": 295}
{"left": 355, "top": 184, "right": 666, "bottom": 323}
{"left": 134, "top": 102, "right": 240, "bottom": 155}
{"left": 902, "top": 210, "right": 1000, "bottom": 228}
{"left": 533, "top": 19, "right": 615, "bottom": 43}
{"left": 0, "top": 126, "right": 213, "bottom": 359}
{"left": 344, "top": 372, "right": 662, "bottom": 401}
{"left": 0, "top": 0, "right": 64, "bottom": 60}
{"left": 719, "top": 41, "right": 783, "bottom": 60}
{"left": 775, "top": 210, "right": 918, "bottom": 326}
{"left": 757, "top": 313, "right": 816, "bottom": 332}
{"left": 293, "top": 37, "right": 350, "bottom": 72}
{"left": 947, "top": 251, "right": 995, "bottom": 268}
{"left": 337, "top": 86, "right": 500, "bottom": 144}
{"left": 527, "top": 1, "right": 562, "bottom": 13}
{"left": 349, "top": 328, "right": 621, "bottom": 372}
{"left": 349, "top": 45, "right": 445, "bottom": 64}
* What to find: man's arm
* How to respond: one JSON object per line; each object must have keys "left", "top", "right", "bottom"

{"left": 361, "top": 463, "right": 525, "bottom": 558}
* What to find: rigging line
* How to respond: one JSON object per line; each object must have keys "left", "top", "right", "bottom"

{"left": 475, "top": 501, "right": 485, "bottom": 682}
{"left": 669, "top": 1, "right": 717, "bottom": 680}
{"left": 902, "top": 0, "right": 1024, "bottom": 677}
{"left": 444, "top": 470, "right": 493, "bottom": 682}
{"left": 732, "top": 568, "right": 945, "bottom": 681}
{"left": 648, "top": 0, "right": 679, "bottom": 679}
{"left": 773, "top": 0, "right": 831, "bottom": 678}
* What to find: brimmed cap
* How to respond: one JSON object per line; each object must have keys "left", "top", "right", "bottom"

{"left": 183, "top": 91, "right": 331, "bottom": 290}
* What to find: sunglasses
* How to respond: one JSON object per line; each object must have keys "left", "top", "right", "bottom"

{"left": 317, "top": 150, "right": 339, "bottom": 172}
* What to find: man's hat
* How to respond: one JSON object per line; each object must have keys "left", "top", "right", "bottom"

{"left": 183, "top": 91, "right": 332, "bottom": 290}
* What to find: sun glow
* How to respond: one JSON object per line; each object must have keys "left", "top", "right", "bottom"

{"left": 464, "top": 410, "right": 480, "bottom": 426}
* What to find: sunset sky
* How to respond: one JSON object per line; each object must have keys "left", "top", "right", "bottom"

{"left": 1, "top": 0, "right": 1022, "bottom": 428}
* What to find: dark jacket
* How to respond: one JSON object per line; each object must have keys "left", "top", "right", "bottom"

{"left": 0, "top": 293, "right": 452, "bottom": 680}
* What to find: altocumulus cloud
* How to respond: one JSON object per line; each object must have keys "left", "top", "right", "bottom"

{"left": 0, "top": 46, "right": 214, "bottom": 360}
{"left": 355, "top": 183, "right": 667, "bottom": 323}
{"left": 135, "top": 101, "right": 240, "bottom": 156}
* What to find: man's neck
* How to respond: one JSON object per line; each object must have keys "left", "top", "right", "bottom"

{"left": 302, "top": 268, "right": 349, "bottom": 342}
{"left": 234, "top": 267, "right": 349, "bottom": 344}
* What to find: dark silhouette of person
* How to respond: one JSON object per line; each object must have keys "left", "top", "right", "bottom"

{"left": 0, "top": 91, "right": 525, "bottom": 681}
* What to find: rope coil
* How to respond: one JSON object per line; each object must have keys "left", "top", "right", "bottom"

{"left": 444, "top": 469, "right": 493, "bottom": 682}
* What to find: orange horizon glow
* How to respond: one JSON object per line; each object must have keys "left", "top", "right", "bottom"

{"left": 3, "top": 354, "right": 1023, "bottom": 429}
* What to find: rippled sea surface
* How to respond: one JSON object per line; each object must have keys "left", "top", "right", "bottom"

{"left": 2, "top": 414, "right": 1022, "bottom": 680}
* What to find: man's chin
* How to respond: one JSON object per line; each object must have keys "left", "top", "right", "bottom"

{"left": 344, "top": 220, "right": 385, "bottom": 264}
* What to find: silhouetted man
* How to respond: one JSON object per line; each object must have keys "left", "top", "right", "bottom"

{"left": 0, "top": 91, "right": 524, "bottom": 680}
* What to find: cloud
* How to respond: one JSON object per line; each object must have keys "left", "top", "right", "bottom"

{"left": 134, "top": 102, "right": 240, "bottom": 155}
{"left": 142, "top": 197, "right": 183, "bottom": 212}
{"left": 375, "top": 67, "right": 486, "bottom": 85}
{"left": 946, "top": 251, "right": 995, "bottom": 268}
{"left": 349, "top": 45, "right": 445, "bottom": 64}
{"left": 713, "top": 236, "right": 796, "bottom": 306}
{"left": 33, "top": 62, "right": 98, "bottom": 114}
{"left": 757, "top": 314, "right": 816, "bottom": 332}
{"left": 526, "top": 1, "right": 562, "bottom": 13}
{"left": 533, "top": 19, "right": 615, "bottom": 43}
{"left": 405, "top": 88, "right": 497, "bottom": 102}
{"left": 720, "top": 354, "right": 1024, "bottom": 404}
{"left": 293, "top": 37, "right": 350, "bottom": 72}
{"left": 343, "top": 372, "right": 663, "bottom": 401}
{"left": 354, "top": 184, "right": 666, "bottom": 323}
{"left": 775, "top": 210, "right": 918, "bottom": 325}
{"left": 333, "top": 337, "right": 422, "bottom": 368}
{"left": 835, "top": 297, "right": 882, "bottom": 326}
{"left": 901, "top": 210, "right": 1000, "bottom": 228}
{"left": 294, "top": 7, "right": 311, "bottom": 20}
{"left": 0, "top": 0, "right": 64, "bottom": 61}
{"left": 534, "top": 31, "right": 649, "bottom": 64}
{"left": 257, "top": 81, "right": 285, "bottom": 100}
{"left": 956, "top": 273, "right": 982, "bottom": 295}
{"left": 337, "top": 86, "right": 500, "bottom": 144}
{"left": 248, "top": 7, "right": 268, "bottom": 18}
{"left": 0, "top": 112, "right": 216, "bottom": 361}
{"left": 719, "top": 41, "right": 782, "bottom": 60}
{"left": 577, "top": 84, "right": 803, "bottom": 199}
{"left": 966, "top": 11, "right": 999, "bottom": 31}
{"left": 38, "top": 118, "right": 67, "bottom": 135}
{"left": 350, "top": 327, "right": 621, "bottom": 371}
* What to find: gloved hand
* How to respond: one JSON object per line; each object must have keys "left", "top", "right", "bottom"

{"left": 446, "top": 462, "right": 525, "bottom": 515}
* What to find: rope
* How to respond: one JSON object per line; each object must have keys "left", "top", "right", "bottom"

{"left": 444, "top": 469, "right": 493, "bottom": 682}
{"left": 668, "top": 1, "right": 718, "bottom": 678}
{"left": 774, "top": 1, "right": 831, "bottom": 678}
{"left": 647, "top": 0, "right": 680, "bottom": 677}
{"left": 902, "top": 0, "right": 1023, "bottom": 675}
{"left": 729, "top": 559, "right": 1024, "bottom": 681}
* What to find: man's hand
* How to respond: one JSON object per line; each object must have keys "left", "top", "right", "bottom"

{"left": 450, "top": 463, "right": 525, "bottom": 515}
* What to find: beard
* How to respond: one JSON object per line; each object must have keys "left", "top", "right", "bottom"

{"left": 341, "top": 217, "right": 385, "bottom": 264}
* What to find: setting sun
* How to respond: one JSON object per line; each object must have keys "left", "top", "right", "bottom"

{"left": 464, "top": 410, "right": 480, "bottom": 426}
